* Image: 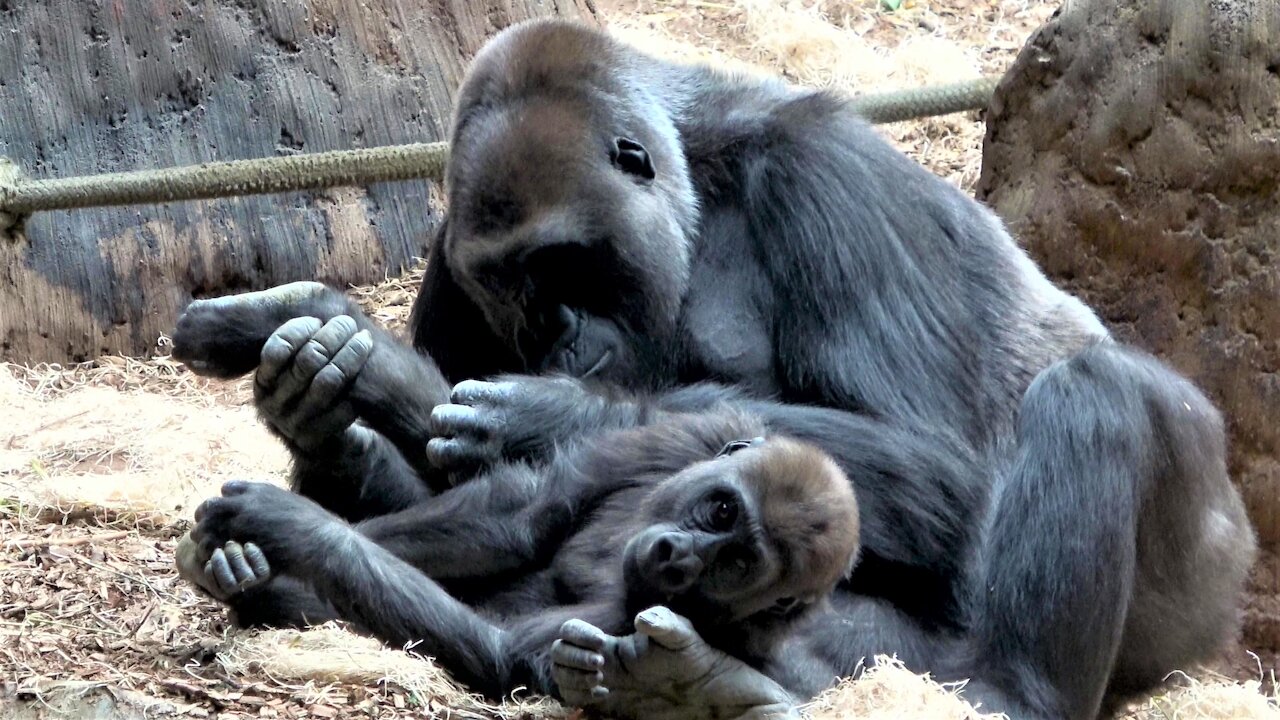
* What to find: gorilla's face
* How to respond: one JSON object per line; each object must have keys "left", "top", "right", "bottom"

{"left": 619, "top": 437, "right": 859, "bottom": 633}
{"left": 442, "top": 95, "right": 697, "bottom": 388}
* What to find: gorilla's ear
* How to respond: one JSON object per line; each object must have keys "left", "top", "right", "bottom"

{"left": 612, "top": 137, "right": 656, "bottom": 181}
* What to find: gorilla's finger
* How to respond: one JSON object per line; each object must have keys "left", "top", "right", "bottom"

{"left": 542, "top": 306, "right": 582, "bottom": 360}
{"left": 634, "top": 606, "right": 699, "bottom": 650}
{"left": 257, "top": 317, "right": 324, "bottom": 389}
{"left": 559, "top": 619, "right": 610, "bottom": 652}
{"left": 174, "top": 533, "right": 211, "bottom": 584}
{"left": 430, "top": 404, "right": 498, "bottom": 438}
{"left": 278, "top": 316, "right": 358, "bottom": 396}
{"left": 325, "top": 329, "right": 373, "bottom": 381}
{"left": 243, "top": 542, "right": 271, "bottom": 578}
{"left": 292, "top": 331, "right": 372, "bottom": 421}
{"left": 222, "top": 480, "right": 252, "bottom": 496}
{"left": 194, "top": 497, "right": 225, "bottom": 522}
{"left": 450, "top": 379, "right": 512, "bottom": 406}
{"left": 551, "top": 639, "right": 605, "bottom": 671}
{"left": 551, "top": 667, "right": 604, "bottom": 691}
{"left": 425, "top": 437, "right": 486, "bottom": 470}
{"left": 554, "top": 685, "right": 598, "bottom": 710}
{"left": 222, "top": 541, "right": 258, "bottom": 585}
{"left": 306, "top": 316, "right": 360, "bottom": 362}
{"left": 207, "top": 548, "right": 239, "bottom": 594}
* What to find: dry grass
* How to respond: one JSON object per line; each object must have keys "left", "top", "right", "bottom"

{"left": 3, "top": 1, "right": 1278, "bottom": 718}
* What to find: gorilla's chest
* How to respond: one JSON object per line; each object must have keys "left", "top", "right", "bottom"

{"left": 681, "top": 256, "right": 777, "bottom": 395}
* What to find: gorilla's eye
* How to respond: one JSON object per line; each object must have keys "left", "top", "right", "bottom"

{"left": 709, "top": 498, "right": 738, "bottom": 531}
{"left": 768, "top": 597, "right": 801, "bottom": 616}
{"left": 717, "top": 437, "right": 765, "bottom": 458}
{"left": 612, "top": 137, "right": 655, "bottom": 181}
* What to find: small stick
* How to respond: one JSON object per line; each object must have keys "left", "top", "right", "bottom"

{"left": 4, "top": 530, "right": 130, "bottom": 548}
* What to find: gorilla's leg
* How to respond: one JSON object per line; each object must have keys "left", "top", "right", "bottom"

{"left": 180, "top": 459, "right": 553, "bottom": 627}
{"left": 174, "top": 282, "right": 457, "bottom": 501}
{"left": 172, "top": 281, "right": 342, "bottom": 379}
{"left": 963, "top": 343, "right": 1255, "bottom": 720}
{"left": 188, "top": 480, "right": 604, "bottom": 700}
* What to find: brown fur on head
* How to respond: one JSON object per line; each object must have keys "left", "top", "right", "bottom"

{"left": 740, "top": 438, "right": 860, "bottom": 604}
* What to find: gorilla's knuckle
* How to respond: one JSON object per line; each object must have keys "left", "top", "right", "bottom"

{"left": 452, "top": 379, "right": 496, "bottom": 403}
{"left": 279, "top": 316, "right": 323, "bottom": 339}
{"left": 431, "top": 404, "right": 475, "bottom": 433}
{"left": 345, "top": 330, "right": 374, "bottom": 356}
{"left": 259, "top": 337, "right": 294, "bottom": 365}
{"left": 302, "top": 338, "right": 331, "bottom": 361}
{"left": 327, "top": 314, "right": 358, "bottom": 335}
{"left": 311, "top": 364, "right": 348, "bottom": 393}
{"left": 426, "top": 438, "right": 462, "bottom": 466}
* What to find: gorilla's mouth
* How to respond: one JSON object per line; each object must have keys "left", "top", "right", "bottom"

{"left": 581, "top": 348, "right": 613, "bottom": 378}
{"left": 535, "top": 306, "right": 616, "bottom": 379}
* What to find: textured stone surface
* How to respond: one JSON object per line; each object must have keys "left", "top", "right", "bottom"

{"left": 0, "top": 0, "right": 596, "bottom": 362}
{"left": 977, "top": 0, "right": 1280, "bottom": 648}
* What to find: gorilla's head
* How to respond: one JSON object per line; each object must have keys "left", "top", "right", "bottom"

{"left": 440, "top": 20, "right": 698, "bottom": 388}
{"left": 620, "top": 436, "right": 861, "bottom": 643}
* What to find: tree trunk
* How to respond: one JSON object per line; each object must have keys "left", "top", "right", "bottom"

{"left": 0, "top": 0, "right": 597, "bottom": 362}
{"left": 977, "top": 0, "right": 1280, "bottom": 652}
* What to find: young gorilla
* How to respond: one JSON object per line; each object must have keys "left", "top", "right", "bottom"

{"left": 180, "top": 408, "right": 860, "bottom": 713}
{"left": 173, "top": 18, "right": 1258, "bottom": 720}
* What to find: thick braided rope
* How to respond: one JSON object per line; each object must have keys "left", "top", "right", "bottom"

{"left": 0, "top": 77, "right": 996, "bottom": 228}
{"left": 850, "top": 76, "right": 999, "bottom": 124}
{"left": 0, "top": 143, "right": 449, "bottom": 217}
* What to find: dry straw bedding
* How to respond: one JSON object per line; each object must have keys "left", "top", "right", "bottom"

{"left": 3, "top": 1, "right": 1279, "bottom": 718}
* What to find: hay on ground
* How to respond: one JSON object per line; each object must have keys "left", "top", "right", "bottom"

{"left": 3, "top": 2, "right": 1277, "bottom": 718}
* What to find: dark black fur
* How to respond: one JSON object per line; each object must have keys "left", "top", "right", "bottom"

{"left": 189, "top": 409, "right": 856, "bottom": 701}
{"left": 171, "top": 19, "right": 1256, "bottom": 720}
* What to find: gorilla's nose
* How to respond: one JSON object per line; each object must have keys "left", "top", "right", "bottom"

{"left": 650, "top": 531, "right": 704, "bottom": 595}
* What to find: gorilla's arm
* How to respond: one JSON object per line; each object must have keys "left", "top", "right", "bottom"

{"left": 188, "top": 480, "right": 623, "bottom": 700}
{"left": 431, "top": 377, "right": 980, "bottom": 619}
{"left": 363, "top": 409, "right": 768, "bottom": 580}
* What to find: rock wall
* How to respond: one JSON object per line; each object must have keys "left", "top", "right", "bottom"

{"left": 977, "top": 0, "right": 1279, "bottom": 648}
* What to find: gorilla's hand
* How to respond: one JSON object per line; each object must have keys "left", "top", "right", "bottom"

{"left": 552, "top": 607, "right": 798, "bottom": 720}
{"left": 172, "top": 281, "right": 337, "bottom": 379}
{"left": 175, "top": 533, "right": 272, "bottom": 602}
{"left": 426, "top": 376, "right": 600, "bottom": 471}
{"left": 191, "top": 481, "right": 343, "bottom": 577}
{"left": 255, "top": 315, "right": 373, "bottom": 452}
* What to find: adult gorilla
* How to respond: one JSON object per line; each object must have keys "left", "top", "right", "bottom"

{"left": 173, "top": 18, "right": 1256, "bottom": 720}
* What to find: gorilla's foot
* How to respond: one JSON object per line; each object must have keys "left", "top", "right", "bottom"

{"left": 552, "top": 606, "right": 798, "bottom": 720}
{"left": 172, "top": 281, "right": 335, "bottom": 378}
{"left": 175, "top": 532, "right": 272, "bottom": 602}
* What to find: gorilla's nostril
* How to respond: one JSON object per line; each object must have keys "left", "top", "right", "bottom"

{"left": 661, "top": 566, "right": 685, "bottom": 589}
{"left": 655, "top": 538, "right": 674, "bottom": 563}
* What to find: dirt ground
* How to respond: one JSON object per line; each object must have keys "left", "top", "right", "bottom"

{"left": 3, "top": 1, "right": 1278, "bottom": 718}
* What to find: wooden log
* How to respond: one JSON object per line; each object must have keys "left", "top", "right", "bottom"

{"left": 0, "top": 0, "right": 597, "bottom": 362}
